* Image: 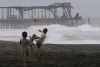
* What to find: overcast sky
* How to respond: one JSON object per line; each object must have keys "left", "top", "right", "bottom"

{"left": 0, "top": 0, "right": 99, "bottom": 18}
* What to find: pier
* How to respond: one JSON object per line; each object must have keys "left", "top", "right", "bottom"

{"left": 0, "top": 2, "right": 88, "bottom": 29}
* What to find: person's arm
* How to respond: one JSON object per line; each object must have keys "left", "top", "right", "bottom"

{"left": 20, "top": 39, "right": 21, "bottom": 44}
{"left": 38, "top": 29, "right": 42, "bottom": 32}
{"left": 34, "top": 36, "right": 40, "bottom": 41}
{"left": 34, "top": 36, "right": 40, "bottom": 39}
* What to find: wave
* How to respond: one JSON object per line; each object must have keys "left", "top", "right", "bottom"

{"left": 28, "top": 24, "right": 100, "bottom": 32}
{"left": 0, "top": 24, "right": 100, "bottom": 44}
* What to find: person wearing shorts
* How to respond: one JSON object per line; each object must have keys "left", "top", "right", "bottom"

{"left": 36, "top": 28, "right": 48, "bottom": 58}
{"left": 20, "top": 31, "right": 33, "bottom": 66}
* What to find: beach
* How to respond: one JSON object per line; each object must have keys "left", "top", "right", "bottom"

{"left": 0, "top": 40, "right": 100, "bottom": 67}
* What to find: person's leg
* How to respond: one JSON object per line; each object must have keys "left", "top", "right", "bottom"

{"left": 37, "top": 42, "right": 42, "bottom": 58}
{"left": 22, "top": 52, "right": 26, "bottom": 66}
{"left": 30, "top": 37, "right": 34, "bottom": 43}
{"left": 38, "top": 47, "right": 41, "bottom": 57}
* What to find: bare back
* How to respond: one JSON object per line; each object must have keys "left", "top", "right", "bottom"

{"left": 20, "top": 38, "right": 30, "bottom": 51}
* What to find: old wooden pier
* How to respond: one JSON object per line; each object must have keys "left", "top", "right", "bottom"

{"left": 0, "top": 2, "right": 88, "bottom": 29}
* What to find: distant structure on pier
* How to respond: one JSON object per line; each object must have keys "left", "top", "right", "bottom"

{"left": 0, "top": 2, "right": 89, "bottom": 29}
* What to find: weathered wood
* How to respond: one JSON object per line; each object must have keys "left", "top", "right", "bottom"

{"left": 0, "top": 2, "right": 88, "bottom": 29}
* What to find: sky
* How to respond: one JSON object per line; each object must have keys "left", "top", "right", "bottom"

{"left": 0, "top": 0, "right": 99, "bottom": 18}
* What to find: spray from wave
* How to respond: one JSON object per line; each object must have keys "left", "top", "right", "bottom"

{"left": 0, "top": 24, "right": 100, "bottom": 44}
{"left": 27, "top": 24, "right": 100, "bottom": 44}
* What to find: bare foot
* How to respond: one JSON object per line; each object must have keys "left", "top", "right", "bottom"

{"left": 23, "top": 63, "right": 26, "bottom": 66}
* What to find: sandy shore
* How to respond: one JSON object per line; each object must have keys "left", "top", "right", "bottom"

{"left": 0, "top": 40, "right": 100, "bottom": 67}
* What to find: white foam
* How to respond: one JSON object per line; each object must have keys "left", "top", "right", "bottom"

{"left": 0, "top": 24, "right": 100, "bottom": 44}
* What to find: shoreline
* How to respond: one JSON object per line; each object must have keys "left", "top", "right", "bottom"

{"left": 0, "top": 40, "right": 100, "bottom": 67}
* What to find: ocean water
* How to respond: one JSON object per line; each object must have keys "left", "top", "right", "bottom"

{"left": 0, "top": 23, "right": 100, "bottom": 44}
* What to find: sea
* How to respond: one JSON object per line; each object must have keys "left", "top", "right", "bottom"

{"left": 0, "top": 18, "right": 100, "bottom": 44}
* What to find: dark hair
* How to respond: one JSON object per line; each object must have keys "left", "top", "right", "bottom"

{"left": 43, "top": 28, "right": 48, "bottom": 33}
{"left": 22, "top": 31, "right": 27, "bottom": 38}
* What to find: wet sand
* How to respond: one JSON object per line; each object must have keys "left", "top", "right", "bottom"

{"left": 0, "top": 40, "right": 100, "bottom": 67}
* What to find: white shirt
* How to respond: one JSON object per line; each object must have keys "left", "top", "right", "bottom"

{"left": 37, "top": 33, "right": 46, "bottom": 44}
